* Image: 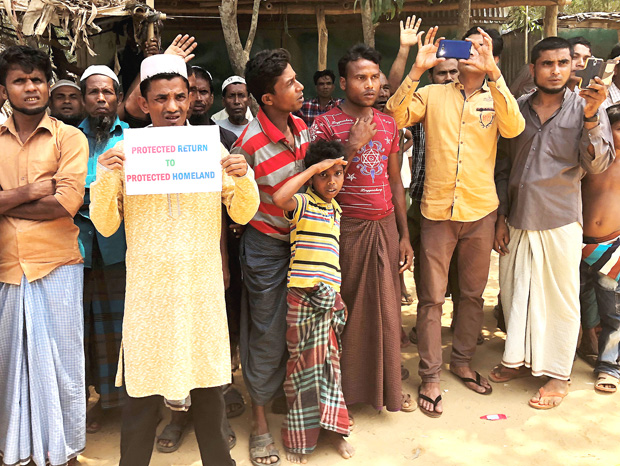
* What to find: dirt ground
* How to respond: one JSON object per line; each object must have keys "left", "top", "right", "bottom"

{"left": 78, "top": 254, "right": 620, "bottom": 466}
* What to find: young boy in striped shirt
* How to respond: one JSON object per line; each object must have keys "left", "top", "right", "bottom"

{"left": 272, "top": 140, "right": 354, "bottom": 464}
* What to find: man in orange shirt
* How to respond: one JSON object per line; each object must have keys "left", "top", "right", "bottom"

{"left": 386, "top": 25, "right": 524, "bottom": 417}
{"left": 0, "top": 46, "right": 88, "bottom": 466}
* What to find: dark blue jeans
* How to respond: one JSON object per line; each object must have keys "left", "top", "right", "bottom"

{"left": 580, "top": 262, "right": 620, "bottom": 378}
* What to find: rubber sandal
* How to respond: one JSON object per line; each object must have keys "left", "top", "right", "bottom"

{"left": 223, "top": 385, "right": 246, "bottom": 418}
{"left": 452, "top": 370, "right": 492, "bottom": 395}
{"left": 409, "top": 327, "right": 418, "bottom": 345}
{"left": 401, "top": 393, "right": 417, "bottom": 412}
{"left": 528, "top": 387, "right": 567, "bottom": 410}
{"left": 224, "top": 419, "right": 237, "bottom": 450}
{"left": 250, "top": 432, "right": 281, "bottom": 466}
{"left": 156, "top": 423, "right": 187, "bottom": 453}
{"left": 595, "top": 372, "right": 619, "bottom": 393}
{"left": 418, "top": 387, "right": 442, "bottom": 418}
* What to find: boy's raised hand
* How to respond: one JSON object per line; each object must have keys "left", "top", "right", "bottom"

{"left": 400, "top": 16, "right": 422, "bottom": 49}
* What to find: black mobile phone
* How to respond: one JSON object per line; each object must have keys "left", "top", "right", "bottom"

{"left": 436, "top": 40, "right": 472, "bottom": 60}
{"left": 575, "top": 58, "right": 617, "bottom": 89}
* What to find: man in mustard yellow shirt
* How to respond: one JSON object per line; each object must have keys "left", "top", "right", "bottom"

{"left": 386, "top": 25, "right": 524, "bottom": 417}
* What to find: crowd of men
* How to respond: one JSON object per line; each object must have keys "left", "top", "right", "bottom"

{"left": 1, "top": 15, "right": 620, "bottom": 466}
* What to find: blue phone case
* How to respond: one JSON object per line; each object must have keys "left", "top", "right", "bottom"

{"left": 436, "top": 40, "right": 472, "bottom": 60}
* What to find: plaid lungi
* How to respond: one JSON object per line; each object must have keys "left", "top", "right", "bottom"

{"left": 0, "top": 264, "right": 85, "bottom": 466}
{"left": 282, "top": 283, "right": 350, "bottom": 454}
{"left": 84, "top": 257, "right": 125, "bottom": 409}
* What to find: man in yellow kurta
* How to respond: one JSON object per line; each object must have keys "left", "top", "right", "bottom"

{"left": 90, "top": 54, "right": 259, "bottom": 466}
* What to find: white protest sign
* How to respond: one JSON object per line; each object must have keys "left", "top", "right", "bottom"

{"left": 123, "top": 125, "right": 222, "bottom": 195}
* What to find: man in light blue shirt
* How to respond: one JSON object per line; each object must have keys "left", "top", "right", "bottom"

{"left": 76, "top": 65, "right": 128, "bottom": 432}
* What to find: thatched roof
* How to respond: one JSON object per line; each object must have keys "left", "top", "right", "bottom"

{"left": 0, "top": 0, "right": 131, "bottom": 54}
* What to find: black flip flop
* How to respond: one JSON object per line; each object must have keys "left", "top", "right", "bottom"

{"left": 454, "top": 371, "right": 492, "bottom": 395}
{"left": 418, "top": 387, "right": 442, "bottom": 418}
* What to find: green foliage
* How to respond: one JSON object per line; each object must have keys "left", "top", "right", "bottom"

{"left": 504, "top": 6, "right": 544, "bottom": 33}
{"left": 563, "top": 0, "right": 620, "bottom": 14}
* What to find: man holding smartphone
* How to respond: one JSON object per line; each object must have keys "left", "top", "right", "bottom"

{"left": 386, "top": 25, "right": 525, "bottom": 417}
{"left": 493, "top": 37, "right": 614, "bottom": 409}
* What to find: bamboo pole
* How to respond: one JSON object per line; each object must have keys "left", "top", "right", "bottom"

{"left": 544, "top": 5, "right": 558, "bottom": 37}
{"left": 316, "top": 6, "right": 328, "bottom": 71}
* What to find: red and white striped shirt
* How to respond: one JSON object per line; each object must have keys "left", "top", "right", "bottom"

{"left": 232, "top": 108, "right": 309, "bottom": 241}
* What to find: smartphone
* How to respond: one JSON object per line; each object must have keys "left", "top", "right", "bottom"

{"left": 575, "top": 58, "right": 619, "bottom": 89}
{"left": 436, "top": 40, "right": 472, "bottom": 60}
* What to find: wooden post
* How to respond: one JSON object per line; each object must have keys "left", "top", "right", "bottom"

{"left": 361, "top": 0, "right": 375, "bottom": 48}
{"left": 316, "top": 6, "right": 328, "bottom": 71}
{"left": 544, "top": 5, "right": 558, "bottom": 38}
{"left": 456, "top": 0, "right": 471, "bottom": 38}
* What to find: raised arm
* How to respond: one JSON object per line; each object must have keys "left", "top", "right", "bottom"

{"left": 385, "top": 26, "right": 444, "bottom": 129}
{"left": 579, "top": 78, "right": 615, "bottom": 174}
{"left": 272, "top": 158, "right": 347, "bottom": 212}
{"left": 119, "top": 35, "right": 197, "bottom": 121}
{"left": 387, "top": 16, "right": 422, "bottom": 93}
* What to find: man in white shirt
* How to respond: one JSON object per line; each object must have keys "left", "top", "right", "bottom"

{"left": 215, "top": 75, "right": 251, "bottom": 138}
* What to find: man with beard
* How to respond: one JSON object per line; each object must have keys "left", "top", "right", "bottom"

{"left": 493, "top": 37, "right": 614, "bottom": 409}
{"left": 49, "top": 79, "right": 84, "bottom": 126}
{"left": 386, "top": 25, "right": 524, "bottom": 417}
{"left": 76, "top": 64, "right": 128, "bottom": 433}
{"left": 90, "top": 53, "right": 259, "bottom": 466}
{"left": 216, "top": 75, "right": 251, "bottom": 138}
{"left": 311, "top": 44, "right": 415, "bottom": 417}
{"left": 0, "top": 45, "right": 88, "bottom": 466}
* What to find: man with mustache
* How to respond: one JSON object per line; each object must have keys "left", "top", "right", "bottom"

{"left": 310, "top": 43, "right": 415, "bottom": 416}
{"left": 386, "top": 25, "right": 525, "bottom": 417}
{"left": 76, "top": 65, "right": 128, "bottom": 433}
{"left": 493, "top": 36, "right": 614, "bottom": 409}
{"left": 49, "top": 79, "right": 84, "bottom": 127}
{"left": 90, "top": 53, "right": 259, "bottom": 465}
{"left": 0, "top": 45, "right": 88, "bottom": 466}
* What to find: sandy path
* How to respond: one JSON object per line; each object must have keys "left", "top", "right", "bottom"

{"left": 78, "top": 254, "right": 620, "bottom": 466}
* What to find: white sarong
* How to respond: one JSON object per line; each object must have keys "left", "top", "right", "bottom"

{"left": 499, "top": 222, "right": 581, "bottom": 380}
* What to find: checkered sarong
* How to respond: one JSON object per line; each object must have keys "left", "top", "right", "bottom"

{"left": 282, "top": 283, "right": 350, "bottom": 454}
{"left": 0, "top": 265, "right": 85, "bottom": 466}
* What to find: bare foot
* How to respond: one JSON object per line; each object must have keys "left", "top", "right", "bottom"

{"left": 348, "top": 412, "right": 354, "bottom": 428}
{"left": 86, "top": 400, "right": 103, "bottom": 434}
{"left": 323, "top": 430, "right": 355, "bottom": 459}
{"left": 418, "top": 381, "right": 443, "bottom": 416}
{"left": 285, "top": 451, "right": 307, "bottom": 464}
{"left": 489, "top": 364, "right": 531, "bottom": 383}
{"left": 450, "top": 365, "right": 492, "bottom": 395}
{"left": 529, "top": 378, "right": 569, "bottom": 409}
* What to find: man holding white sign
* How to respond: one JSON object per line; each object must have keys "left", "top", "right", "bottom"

{"left": 90, "top": 54, "right": 259, "bottom": 466}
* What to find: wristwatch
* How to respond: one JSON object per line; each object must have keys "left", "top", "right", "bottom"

{"left": 584, "top": 112, "right": 599, "bottom": 123}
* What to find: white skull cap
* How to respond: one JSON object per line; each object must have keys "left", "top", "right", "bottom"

{"left": 140, "top": 54, "right": 187, "bottom": 82}
{"left": 80, "top": 65, "right": 119, "bottom": 84}
{"left": 222, "top": 75, "right": 246, "bottom": 93}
